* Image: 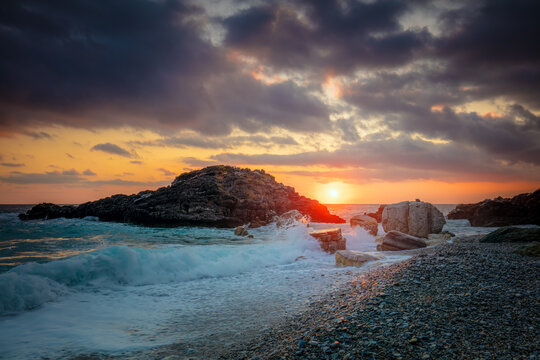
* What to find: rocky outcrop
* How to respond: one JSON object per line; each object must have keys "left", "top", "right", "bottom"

{"left": 350, "top": 215, "right": 378, "bottom": 236}
{"left": 382, "top": 201, "right": 445, "bottom": 238}
{"left": 448, "top": 189, "right": 540, "bottom": 226}
{"left": 335, "top": 250, "right": 383, "bottom": 267}
{"left": 366, "top": 205, "right": 386, "bottom": 223}
{"left": 309, "top": 228, "right": 346, "bottom": 254}
{"left": 377, "top": 230, "right": 427, "bottom": 251}
{"left": 19, "top": 165, "right": 345, "bottom": 227}
{"left": 480, "top": 227, "right": 540, "bottom": 243}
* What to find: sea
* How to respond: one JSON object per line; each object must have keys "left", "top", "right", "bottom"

{"left": 0, "top": 204, "right": 503, "bottom": 359}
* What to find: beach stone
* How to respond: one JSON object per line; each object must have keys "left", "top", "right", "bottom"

{"left": 378, "top": 230, "right": 427, "bottom": 251}
{"left": 309, "top": 228, "right": 346, "bottom": 254}
{"left": 350, "top": 215, "right": 378, "bottom": 235}
{"left": 234, "top": 226, "right": 249, "bottom": 236}
{"left": 480, "top": 227, "right": 540, "bottom": 243}
{"left": 335, "top": 250, "right": 383, "bottom": 267}
{"left": 382, "top": 201, "right": 445, "bottom": 238}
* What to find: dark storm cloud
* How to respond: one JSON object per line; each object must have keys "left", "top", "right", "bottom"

{"left": 223, "top": 0, "right": 430, "bottom": 72}
{"left": 0, "top": 0, "right": 329, "bottom": 135}
{"left": 432, "top": 0, "right": 540, "bottom": 108}
{"left": 90, "top": 143, "right": 134, "bottom": 158}
{"left": 132, "top": 134, "right": 298, "bottom": 149}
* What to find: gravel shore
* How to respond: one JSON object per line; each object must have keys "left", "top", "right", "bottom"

{"left": 218, "top": 239, "right": 539, "bottom": 360}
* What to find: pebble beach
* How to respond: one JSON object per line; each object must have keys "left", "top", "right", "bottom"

{"left": 215, "top": 238, "right": 539, "bottom": 360}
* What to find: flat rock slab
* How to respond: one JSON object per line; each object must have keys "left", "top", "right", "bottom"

{"left": 335, "top": 250, "right": 383, "bottom": 267}
{"left": 378, "top": 230, "right": 426, "bottom": 251}
{"left": 309, "top": 228, "right": 346, "bottom": 254}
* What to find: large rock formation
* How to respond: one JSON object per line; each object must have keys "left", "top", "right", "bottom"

{"left": 448, "top": 189, "right": 540, "bottom": 227}
{"left": 19, "top": 165, "right": 345, "bottom": 227}
{"left": 377, "top": 230, "right": 427, "bottom": 251}
{"left": 382, "top": 201, "right": 445, "bottom": 238}
{"left": 350, "top": 214, "right": 378, "bottom": 235}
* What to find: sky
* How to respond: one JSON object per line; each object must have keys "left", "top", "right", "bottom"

{"left": 0, "top": 0, "right": 539, "bottom": 204}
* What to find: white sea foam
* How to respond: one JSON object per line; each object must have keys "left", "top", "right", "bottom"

{"left": 0, "top": 222, "right": 321, "bottom": 314}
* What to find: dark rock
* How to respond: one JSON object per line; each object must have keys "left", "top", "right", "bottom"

{"left": 19, "top": 165, "right": 345, "bottom": 227}
{"left": 378, "top": 230, "right": 427, "bottom": 251}
{"left": 448, "top": 189, "right": 540, "bottom": 226}
{"left": 366, "top": 205, "right": 386, "bottom": 223}
{"left": 480, "top": 227, "right": 540, "bottom": 243}
{"left": 515, "top": 242, "right": 540, "bottom": 257}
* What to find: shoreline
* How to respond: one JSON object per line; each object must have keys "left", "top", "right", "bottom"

{"left": 209, "top": 238, "right": 539, "bottom": 360}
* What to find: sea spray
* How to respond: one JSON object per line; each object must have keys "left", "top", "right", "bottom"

{"left": 0, "top": 220, "right": 321, "bottom": 315}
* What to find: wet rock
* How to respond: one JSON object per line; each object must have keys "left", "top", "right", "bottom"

{"left": 335, "top": 250, "right": 383, "bottom": 267}
{"left": 448, "top": 189, "right": 540, "bottom": 226}
{"left": 309, "top": 228, "right": 346, "bottom": 254}
{"left": 480, "top": 227, "right": 540, "bottom": 243}
{"left": 234, "top": 226, "right": 250, "bottom": 236}
{"left": 275, "top": 209, "right": 307, "bottom": 228}
{"left": 382, "top": 201, "right": 445, "bottom": 238}
{"left": 378, "top": 231, "right": 427, "bottom": 251}
{"left": 350, "top": 215, "right": 378, "bottom": 235}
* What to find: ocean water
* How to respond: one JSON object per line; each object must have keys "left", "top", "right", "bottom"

{"left": 0, "top": 204, "right": 500, "bottom": 359}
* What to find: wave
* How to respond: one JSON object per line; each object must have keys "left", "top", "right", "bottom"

{"left": 0, "top": 224, "right": 320, "bottom": 314}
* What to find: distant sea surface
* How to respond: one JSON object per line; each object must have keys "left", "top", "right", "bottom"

{"left": 0, "top": 203, "right": 496, "bottom": 359}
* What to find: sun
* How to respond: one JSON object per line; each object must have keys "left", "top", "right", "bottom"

{"left": 329, "top": 189, "right": 339, "bottom": 198}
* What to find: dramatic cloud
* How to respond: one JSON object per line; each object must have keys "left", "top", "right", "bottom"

{"left": 0, "top": 0, "right": 539, "bottom": 196}
{"left": 223, "top": 0, "right": 430, "bottom": 72}
{"left": 1, "top": 163, "right": 24, "bottom": 167}
{"left": 0, "top": 0, "right": 329, "bottom": 136}
{"left": 91, "top": 143, "right": 135, "bottom": 158}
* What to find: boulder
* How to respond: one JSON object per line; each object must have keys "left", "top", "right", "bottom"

{"left": 377, "top": 230, "right": 427, "bottom": 251}
{"left": 382, "top": 201, "right": 445, "bottom": 238}
{"left": 350, "top": 215, "right": 378, "bottom": 236}
{"left": 18, "top": 165, "right": 345, "bottom": 227}
{"left": 448, "top": 189, "right": 540, "bottom": 227}
{"left": 309, "top": 228, "right": 346, "bottom": 254}
{"left": 335, "top": 250, "right": 383, "bottom": 267}
{"left": 366, "top": 204, "right": 386, "bottom": 223}
{"left": 480, "top": 227, "right": 540, "bottom": 243}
